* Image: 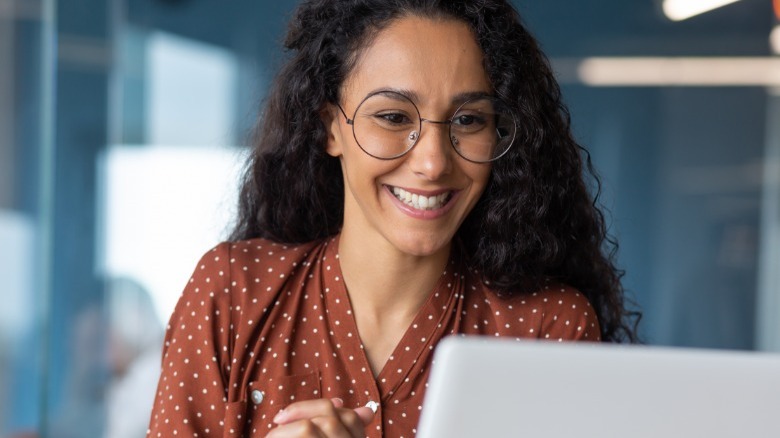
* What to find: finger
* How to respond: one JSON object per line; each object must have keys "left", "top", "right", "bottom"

{"left": 326, "top": 398, "right": 374, "bottom": 424}
{"left": 266, "top": 419, "right": 329, "bottom": 438}
{"left": 271, "top": 402, "right": 374, "bottom": 438}
{"left": 310, "top": 415, "right": 354, "bottom": 438}
{"left": 268, "top": 410, "right": 366, "bottom": 438}
{"left": 274, "top": 398, "right": 340, "bottom": 425}
{"left": 352, "top": 406, "right": 375, "bottom": 425}
{"left": 330, "top": 406, "right": 374, "bottom": 437}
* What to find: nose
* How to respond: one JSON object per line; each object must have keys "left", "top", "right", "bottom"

{"left": 406, "top": 121, "right": 453, "bottom": 181}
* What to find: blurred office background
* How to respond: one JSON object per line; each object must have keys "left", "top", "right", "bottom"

{"left": 1, "top": 0, "right": 779, "bottom": 436}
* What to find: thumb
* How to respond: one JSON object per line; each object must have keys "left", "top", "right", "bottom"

{"left": 353, "top": 406, "right": 375, "bottom": 425}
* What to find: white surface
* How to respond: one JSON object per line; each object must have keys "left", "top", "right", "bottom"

{"left": 0, "top": 211, "right": 35, "bottom": 339}
{"left": 146, "top": 31, "right": 238, "bottom": 146}
{"left": 105, "top": 348, "right": 161, "bottom": 438}
{"left": 418, "top": 337, "right": 780, "bottom": 438}
{"left": 99, "top": 145, "right": 244, "bottom": 324}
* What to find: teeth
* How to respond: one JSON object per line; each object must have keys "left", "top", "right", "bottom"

{"left": 391, "top": 186, "right": 451, "bottom": 210}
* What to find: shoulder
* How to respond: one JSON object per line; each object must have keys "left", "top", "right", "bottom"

{"left": 529, "top": 282, "right": 600, "bottom": 341}
{"left": 172, "top": 237, "right": 325, "bottom": 324}
{"left": 217, "top": 238, "right": 322, "bottom": 271}
{"left": 161, "top": 238, "right": 328, "bottom": 363}
{"left": 192, "top": 238, "right": 324, "bottom": 282}
{"left": 477, "top": 279, "right": 601, "bottom": 342}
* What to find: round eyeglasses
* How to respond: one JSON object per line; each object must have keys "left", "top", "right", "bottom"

{"left": 336, "top": 91, "right": 517, "bottom": 163}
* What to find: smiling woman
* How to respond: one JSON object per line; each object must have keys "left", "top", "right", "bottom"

{"left": 146, "top": 1, "right": 639, "bottom": 437}
{"left": 324, "top": 17, "right": 494, "bottom": 263}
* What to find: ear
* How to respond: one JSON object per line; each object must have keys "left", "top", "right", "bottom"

{"left": 320, "top": 104, "right": 344, "bottom": 158}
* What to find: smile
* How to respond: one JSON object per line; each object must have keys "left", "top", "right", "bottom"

{"left": 390, "top": 186, "right": 453, "bottom": 211}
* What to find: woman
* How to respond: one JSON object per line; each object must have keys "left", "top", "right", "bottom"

{"left": 147, "top": 0, "right": 639, "bottom": 437}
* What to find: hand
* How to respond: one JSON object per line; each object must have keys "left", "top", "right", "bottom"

{"left": 266, "top": 397, "right": 375, "bottom": 438}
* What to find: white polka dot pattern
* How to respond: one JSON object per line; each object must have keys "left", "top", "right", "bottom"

{"left": 146, "top": 235, "right": 600, "bottom": 437}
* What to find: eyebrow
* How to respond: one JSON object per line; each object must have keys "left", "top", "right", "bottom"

{"left": 367, "top": 87, "right": 493, "bottom": 105}
{"left": 451, "top": 91, "right": 494, "bottom": 105}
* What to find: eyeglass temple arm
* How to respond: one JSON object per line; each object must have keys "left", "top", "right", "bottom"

{"left": 335, "top": 103, "right": 354, "bottom": 125}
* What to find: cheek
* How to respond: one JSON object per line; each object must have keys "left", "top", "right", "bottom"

{"left": 341, "top": 150, "right": 395, "bottom": 191}
{"left": 465, "top": 165, "right": 492, "bottom": 210}
{"left": 468, "top": 163, "right": 492, "bottom": 191}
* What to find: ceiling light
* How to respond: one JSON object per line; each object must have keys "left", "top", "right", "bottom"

{"left": 771, "top": 25, "right": 780, "bottom": 55}
{"left": 576, "top": 57, "right": 780, "bottom": 87}
{"left": 663, "top": 0, "right": 742, "bottom": 21}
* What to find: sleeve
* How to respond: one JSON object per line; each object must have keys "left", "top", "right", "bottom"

{"left": 538, "top": 286, "right": 601, "bottom": 342}
{"left": 147, "top": 243, "right": 234, "bottom": 437}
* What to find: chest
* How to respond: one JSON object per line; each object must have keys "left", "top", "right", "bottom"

{"left": 231, "top": 299, "right": 437, "bottom": 437}
{"left": 221, "top": 249, "right": 544, "bottom": 437}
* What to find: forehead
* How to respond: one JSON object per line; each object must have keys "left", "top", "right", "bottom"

{"left": 342, "top": 15, "right": 492, "bottom": 108}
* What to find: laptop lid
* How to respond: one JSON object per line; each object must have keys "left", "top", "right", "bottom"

{"left": 417, "top": 336, "right": 780, "bottom": 438}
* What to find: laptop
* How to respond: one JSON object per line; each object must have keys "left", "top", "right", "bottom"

{"left": 417, "top": 336, "right": 780, "bottom": 438}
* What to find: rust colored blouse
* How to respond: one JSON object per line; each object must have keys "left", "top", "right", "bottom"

{"left": 147, "top": 235, "right": 600, "bottom": 438}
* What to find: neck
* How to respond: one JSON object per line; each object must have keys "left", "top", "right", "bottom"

{"left": 337, "top": 229, "right": 451, "bottom": 324}
{"left": 336, "top": 217, "right": 453, "bottom": 376}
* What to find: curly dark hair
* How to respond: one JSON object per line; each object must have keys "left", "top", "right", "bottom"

{"left": 231, "top": 0, "right": 641, "bottom": 342}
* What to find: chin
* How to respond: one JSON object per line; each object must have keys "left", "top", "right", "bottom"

{"left": 392, "top": 233, "right": 452, "bottom": 257}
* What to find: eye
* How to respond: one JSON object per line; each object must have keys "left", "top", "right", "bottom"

{"left": 453, "top": 114, "right": 487, "bottom": 127}
{"left": 454, "top": 115, "right": 476, "bottom": 126}
{"left": 376, "top": 113, "right": 413, "bottom": 125}
{"left": 380, "top": 113, "right": 409, "bottom": 124}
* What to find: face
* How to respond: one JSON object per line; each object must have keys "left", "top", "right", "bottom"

{"left": 324, "top": 16, "right": 493, "bottom": 258}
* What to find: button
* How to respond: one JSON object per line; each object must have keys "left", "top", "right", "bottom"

{"left": 250, "top": 389, "right": 265, "bottom": 405}
{"left": 365, "top": 400, "right": 379, "bottom": 413}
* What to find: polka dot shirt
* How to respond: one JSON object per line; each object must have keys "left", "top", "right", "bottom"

{"left": 146, "top": 235, "right": 600, "bottom": 437}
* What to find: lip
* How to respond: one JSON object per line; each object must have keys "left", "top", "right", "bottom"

{"left": 383, "top": 184, "right": 461, "bottom": 220}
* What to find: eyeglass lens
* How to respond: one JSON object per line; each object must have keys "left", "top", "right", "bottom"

{"left": 350, "top": 91, "right": 516, "bottom": 163}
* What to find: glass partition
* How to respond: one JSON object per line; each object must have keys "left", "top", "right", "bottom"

{"left": 1, "top": 0, "right": 55, "bottom": 435}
